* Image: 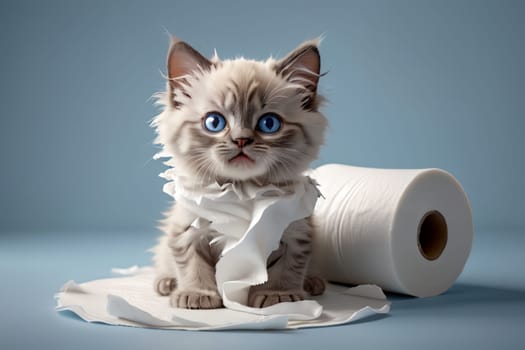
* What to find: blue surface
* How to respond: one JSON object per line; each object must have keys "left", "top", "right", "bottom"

{"left": 1, "top": 229, "right": 524, "bottom": 349}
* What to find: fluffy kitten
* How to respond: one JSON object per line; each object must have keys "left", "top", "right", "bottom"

{"left": 152, "top": 38, "right": 328, "bottom": 309}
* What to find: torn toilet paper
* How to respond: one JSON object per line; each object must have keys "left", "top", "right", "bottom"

{"left": 55, "top": 166, "right": 390, "bottom": 330}
{"left": 56, "top": 266, "right": 390, "bottom": 330}
{"left": 162, "top": 168, "right": 324, "bottom": 319}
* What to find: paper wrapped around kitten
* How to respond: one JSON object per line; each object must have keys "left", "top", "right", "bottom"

{"left": 151, "top": 38, "right": 328, "bottom": 309}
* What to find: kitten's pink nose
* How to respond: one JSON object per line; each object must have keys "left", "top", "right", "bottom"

{"left": 233, "top": 137, "right": 254, "bottom": 148}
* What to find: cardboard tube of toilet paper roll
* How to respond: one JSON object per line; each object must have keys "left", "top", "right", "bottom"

{"left": 311, "top": 164, "right": 473, "bottom": 297}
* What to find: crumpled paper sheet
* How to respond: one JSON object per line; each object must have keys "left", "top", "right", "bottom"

{"left": 55, "top": 164, "right": 390, "bottom": 330}
{"left": 163, "top": 169, "right": 325, "bottom": 319}
{"left": 56, "top": 266, "right": 390, "bottom": 330}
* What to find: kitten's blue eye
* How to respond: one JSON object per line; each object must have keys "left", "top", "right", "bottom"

{"left": 257, "top": 113, "right": 281, "bottom": 134}
{"left": 203, "top": 112, "right": 227, "bottom": 132}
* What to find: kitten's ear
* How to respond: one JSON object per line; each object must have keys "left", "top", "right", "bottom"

{"left": 166, "top": 38, "right": 212, "bottom": 105}
{"left": 275, "top": 40, "right": 321, "bottom": 110}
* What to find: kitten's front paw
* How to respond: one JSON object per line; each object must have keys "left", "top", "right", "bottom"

{"left": 170, "top": 290, "right": 223, "bottom": 309}
{"left": 248, "top": 289, "right": 305, "bottom": 308}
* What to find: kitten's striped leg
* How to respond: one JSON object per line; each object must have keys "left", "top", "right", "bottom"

{"left": 168, "top": 225, "right": 224, "bottom": 309}
{"left": 248, "top": 218, "right": 316, "bottom": 308}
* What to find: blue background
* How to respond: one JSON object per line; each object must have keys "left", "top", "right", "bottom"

{"left": 1, "top": 0, "right": 524, "bottom": 233}
{"left": 1, "top": 0, "right": 524, "bottom": 349}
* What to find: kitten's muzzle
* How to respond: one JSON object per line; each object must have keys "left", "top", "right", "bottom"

{"left": 228, "top": 137, "right": 256, "bottom": 164}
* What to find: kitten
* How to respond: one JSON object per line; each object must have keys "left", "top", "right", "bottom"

{"left": 151, "top": 38, "right": 328, "bottom": 309}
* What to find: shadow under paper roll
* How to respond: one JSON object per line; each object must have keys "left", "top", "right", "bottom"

{"left": 311, "top": 164, "right": 474, "bottom": 297}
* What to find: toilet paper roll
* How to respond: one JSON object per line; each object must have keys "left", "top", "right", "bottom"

{"left": 311, "top": 164, "right": 473, "bottom": 297}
